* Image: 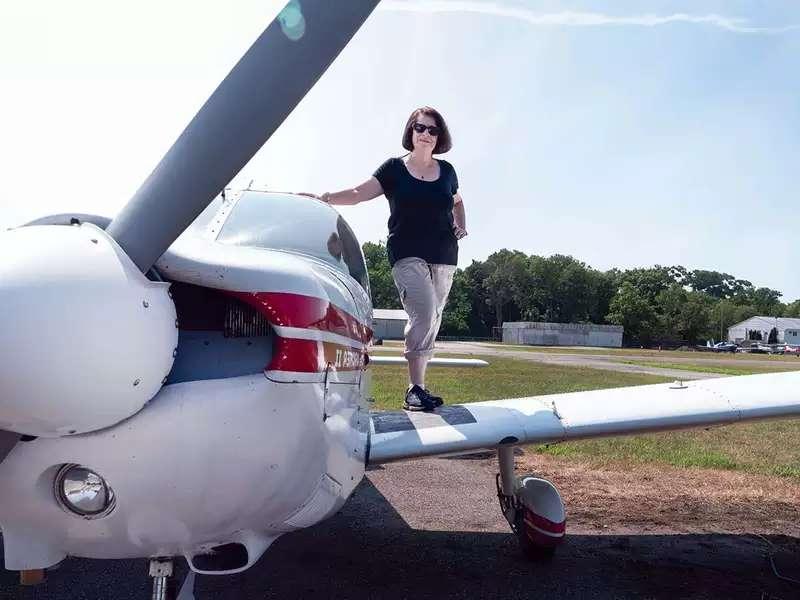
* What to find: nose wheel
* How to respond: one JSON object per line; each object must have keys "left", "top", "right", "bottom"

{"left": 495, "top": 445, "right": 566, "bottom": 560}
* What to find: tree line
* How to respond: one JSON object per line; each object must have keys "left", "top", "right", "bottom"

{"left": 363, "top": 242, "right": 800, "bottom": 345}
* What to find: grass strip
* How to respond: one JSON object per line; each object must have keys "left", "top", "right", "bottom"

{"left": 479, "top": 343, "right": 800, "bottom": 363}
{"left": 615, "top": 360, "right": 800, "bottom": 376}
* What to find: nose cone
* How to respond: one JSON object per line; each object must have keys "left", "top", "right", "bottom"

{"left": 0, "top": 224, "right": 177, "bottom": 437}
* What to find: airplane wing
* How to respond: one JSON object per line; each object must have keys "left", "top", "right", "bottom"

{"left": 367, "top": 371, "right": 800, "bottom": 464}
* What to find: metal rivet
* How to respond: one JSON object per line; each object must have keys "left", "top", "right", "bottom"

{"left": 142, "top": 300, "right": 149, "bottom": 308}
{"left": 133, "top": 379, "right": 140, "bottom": 386}
{"left": 172, "top": 348, "right": 178, "bottom": 358}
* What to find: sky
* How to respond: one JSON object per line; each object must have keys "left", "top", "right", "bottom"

{"left": 1, "top": 1, "right": 798, "bottom": 300}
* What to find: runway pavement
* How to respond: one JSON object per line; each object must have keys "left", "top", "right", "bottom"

{"left": 3, "top": 455, "right": 797, "bottom": 599}
{"left": 3, "top": 343, "right": 797, "bottom": 598}
{"left": 428, "top": 342, "right": 798, "bottom": 380}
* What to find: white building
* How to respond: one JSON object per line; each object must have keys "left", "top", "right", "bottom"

{"left": 502, "top": 322, "right": 623, "bottom": 348}
{"left": 372, "top": 309, "right": 408, "bottom": 341}
{"left": 727, "top": 316, "right": 800, "bottom": 344}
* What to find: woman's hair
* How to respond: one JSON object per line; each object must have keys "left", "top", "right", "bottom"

{"left": 402, "top": 106, "right": 452, "bottom": 154}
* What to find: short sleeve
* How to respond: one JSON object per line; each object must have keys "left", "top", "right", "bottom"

{"left": 373, "top": 158, "right": 397, "bottom": 195}
{"left": 449, "top": 163, "right": 459, "bottom": 195}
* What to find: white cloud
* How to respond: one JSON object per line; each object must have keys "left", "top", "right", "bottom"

{"left": 380, "top": 1, "right": 799, "bottom": 34}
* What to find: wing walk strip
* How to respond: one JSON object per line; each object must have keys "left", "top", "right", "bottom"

{"left": 368, "top": 371, "right": 800, "bottom": 464}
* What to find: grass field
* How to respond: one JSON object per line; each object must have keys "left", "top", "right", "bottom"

{"left": 369, "top": 355, "right": 668, "bottom": 410}
{"left": 616, "top": 360, "right": 800, "bottom": 376}
{"left": 475, "top": 342, "right": 800, "bottom": 363}
{"left": 370, "top": 354, "right": 800, "bottom": 479}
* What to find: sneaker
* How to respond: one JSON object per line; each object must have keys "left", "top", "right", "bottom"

{"left": 424, "top": 389, "right": 444, "bottom": 407}
{"left": 403, "top": 385, "right": 437, "bottom": 412}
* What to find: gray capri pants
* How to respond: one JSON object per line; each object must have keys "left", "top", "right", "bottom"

{"left": 391, "top": 257, "right": 456, "bottom": 359}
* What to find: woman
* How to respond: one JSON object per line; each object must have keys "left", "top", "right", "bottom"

{"left": 303, "top": 106, "right": 467, "bottom": 411}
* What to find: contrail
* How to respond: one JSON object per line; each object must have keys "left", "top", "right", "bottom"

{"left": 380, "top": 0, "right": 800, "bottom": 34}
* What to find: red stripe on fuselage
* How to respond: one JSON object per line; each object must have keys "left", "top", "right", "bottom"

{"left": 230, "top": 291, "right": 372, "bottom": 345}
{"left": 268, "top": 338, "right": 366, "bottom": 373}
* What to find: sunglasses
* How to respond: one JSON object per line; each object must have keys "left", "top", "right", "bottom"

{"left": 412, "top": 122, "right": 441, "bottom": 137}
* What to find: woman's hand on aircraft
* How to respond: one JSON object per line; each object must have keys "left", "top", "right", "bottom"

{"left": 296, "top": 192, "right": 327, "bottom": 202}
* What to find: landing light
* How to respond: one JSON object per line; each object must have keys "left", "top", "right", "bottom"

{"left": 54, "top": 464, "right": 116, "bottom": 518}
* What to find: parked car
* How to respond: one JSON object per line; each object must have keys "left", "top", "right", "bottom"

{"left": 751, "top": 343, "right": 781, "bottom": 354}
{"left": 784, "top": 345, "right": 800, "bottom": 357}
{"left": 712, "top": 341, "right": 738, "bottom": 353}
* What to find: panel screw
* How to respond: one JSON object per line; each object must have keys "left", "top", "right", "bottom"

{"left": 142, "top": 300, "right": 149, "bottom": 308}
{"left": 133, "top": 379, "right": 140, "bottom": 387}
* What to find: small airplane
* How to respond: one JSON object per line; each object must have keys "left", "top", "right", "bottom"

{"left": 1, "top": 2, "right": 799, "bottom": 598}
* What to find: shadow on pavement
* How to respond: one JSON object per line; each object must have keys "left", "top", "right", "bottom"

{"left": 2, "top": 478, "right": 798, "bottom": 599}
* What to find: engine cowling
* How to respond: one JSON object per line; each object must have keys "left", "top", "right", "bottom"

{"left": 0, "top": 223, "right": 177, "bottom": 437}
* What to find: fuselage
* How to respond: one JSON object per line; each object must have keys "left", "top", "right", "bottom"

{"left": 0, "top": 191, "right": 374, "bottom": 574}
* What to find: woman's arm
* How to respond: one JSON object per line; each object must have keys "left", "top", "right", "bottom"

{"left": 452, "top": 192, "right": 467, "bottom": 239}
{"left": 300, "top": 177, "right": 384, "bottom": 206}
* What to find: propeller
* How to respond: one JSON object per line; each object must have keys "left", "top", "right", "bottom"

{"left": 0, "top": 0, "right": 381, "bottom": 438}
{"left": 107, "top": 0, "right": 381, "bottom": 273}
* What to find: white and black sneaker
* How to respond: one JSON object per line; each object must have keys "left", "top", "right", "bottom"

{"left": 403, "top": 385, "right": 437, "bottom": 412}
{"left": 424, "top": 389, "right": 444, "bottom": 408}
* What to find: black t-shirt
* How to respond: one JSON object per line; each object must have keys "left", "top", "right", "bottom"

{"left": 373, "top": 157, "right": 459, "bottom": 266}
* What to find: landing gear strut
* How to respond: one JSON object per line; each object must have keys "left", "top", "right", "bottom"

{"left": 148, "top": 558, "right": 196, "bottom": 600}
{"left": 496, "top": 445, "right": 566, "bottom": 559}
{"left": 149, "top": 558, "right": 176, "bottom": 600}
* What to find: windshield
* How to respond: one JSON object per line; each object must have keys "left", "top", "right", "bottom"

{"left": 216, "top": 191, "right": 369, "bottom": 293}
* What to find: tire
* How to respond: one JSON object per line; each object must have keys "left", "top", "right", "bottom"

{"left": 515, "top": 511, "right": 558, "bottom": 561}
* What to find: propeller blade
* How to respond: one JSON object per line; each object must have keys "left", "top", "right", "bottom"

{"left": 177, "top": 570, "right": 196, "bottom": 600}
{"left": 0, "top": 430, "right": 19, "bottom": 464}
{"left": 106, "top": 0, "right": 381, "bottom": 273}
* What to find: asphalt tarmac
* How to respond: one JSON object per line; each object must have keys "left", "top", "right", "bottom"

{"left": 3, "top": 455, "right": 797, "bottom": 599}
{"left": 431, "top": 342, "right": 798, "bottom": 379}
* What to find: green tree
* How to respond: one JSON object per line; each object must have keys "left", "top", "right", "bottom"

{"left": 744, "top": 287, "right": 783, "bottom": 316}
{"left": 482, "top": 250, "right": 527, "bottom": 329}
{"left": 784, "top": 300, "right": 800, "bottom": 318}
{"left": 678, "top": 291, "right": 714, "bottom": 343}
{"left": 463, "top": 259, "right": 494, "bottom": 337}
{"left": 606, "top": 282, "right": 657, "bottom": 344}
{"left": 440, "top": 269, "right": 471, "bottom": 336}
{"left": 655, "top": 284, "right": 687, "bottom": 341}
{"left": 617, "top": 266, "right": 679, "bottom": 303}
{"left": 362, "top": 241, "right": 401, "bottom": 309}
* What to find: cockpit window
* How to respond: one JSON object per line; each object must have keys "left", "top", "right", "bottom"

{"left": 216, "top": 192, "right": 370, "bottom": 292}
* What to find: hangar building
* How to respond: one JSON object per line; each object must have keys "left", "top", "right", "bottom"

{"left": 372, "top": 309, "right": 408, "bottom": 341}
{"left": 502, "top": 322, "right": 623, "bottom": 348}
{"left": 727, "top": 316, "right": 800, "bottom": 344}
